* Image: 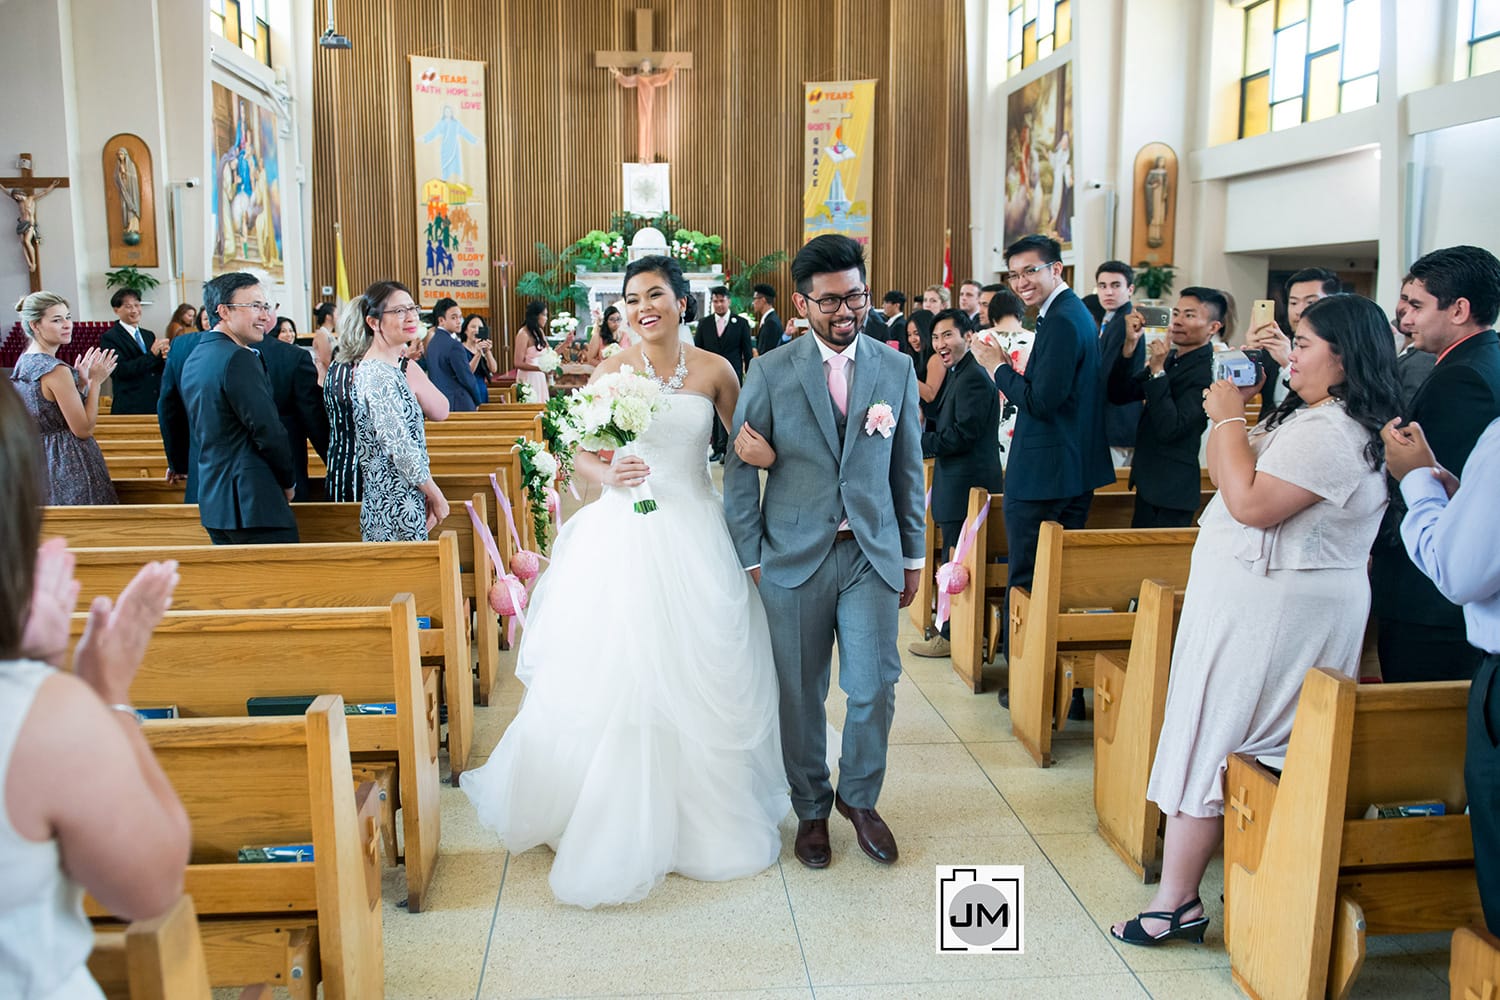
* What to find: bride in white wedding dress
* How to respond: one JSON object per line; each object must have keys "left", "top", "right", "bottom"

{"left": 461, "top": 255, "right": 790, "bottom": 908}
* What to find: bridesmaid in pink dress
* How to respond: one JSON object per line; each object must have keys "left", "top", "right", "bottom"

{"left": 512, "top": 300, "right": 551, "bottom": 400}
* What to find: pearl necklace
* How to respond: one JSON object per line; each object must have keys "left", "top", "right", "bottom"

{"left": 642, "top": 345, "right": 688, "bottom": 392}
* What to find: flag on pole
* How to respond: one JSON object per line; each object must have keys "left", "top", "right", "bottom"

{"left": 334, "top": 222, "right": 351, "bottom": 306}
{"left": 942, "top": 228, "right": 953, "bottom": 290}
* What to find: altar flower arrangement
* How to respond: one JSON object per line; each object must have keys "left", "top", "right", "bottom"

{"left": 566, "top": 365, "right": 665, "bottom": 513}
{"left": 514, "top": 437, "right": 558, "bottom": 552}
{"left": 668, "top": 229, "right": 723, "bottom": 268}
{"left": 738, "top": 311, "right": 758, "bottom": 328}
{"left": 864, "top": 401, "right": 897, "bottom": 438}
{"left": 548, "top": 311, "right": 579, "bottom": 341}
{"left": 573, "top": 230, "right": 628, "bottom": 271}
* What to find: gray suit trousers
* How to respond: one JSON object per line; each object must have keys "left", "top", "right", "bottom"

{"left": 757, "top": 536, "right": 901, "bottom": 820}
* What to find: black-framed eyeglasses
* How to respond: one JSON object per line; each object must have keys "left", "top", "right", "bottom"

{"left": 805, "top": 290, "right": 871, "bottom": 314}
{"left": 381, "top": 305, "right": 422, "bottom": 319}
{"left": 1007, "top": 263, "right": 1054, "bottom": 285}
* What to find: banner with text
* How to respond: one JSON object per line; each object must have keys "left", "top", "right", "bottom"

{"left": 410, "top": 57, "right": 489, "bottom": 307}
{"left": 802, "top": 80, "right": 876, "bottom": 266}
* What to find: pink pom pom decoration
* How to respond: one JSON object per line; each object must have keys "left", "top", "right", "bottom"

{"left": 936, "top": 561, "right": 970, "bottom": 595}
{"left": 488, "top": 576, "right": 529, "bottom": 616}
{"left": 544, "top": 486, "right": 561, "bottom": 513}
{"left": 509, "top": 549, "right": 541, "bottom": 581}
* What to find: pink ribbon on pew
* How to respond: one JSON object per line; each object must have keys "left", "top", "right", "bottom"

{"left": 488, "top": 473, "right": 522, "bottom": 552}
{"left": 934, "top": 499, "right": 991, "bottom": 631}
{"left": 466, "top": 500, "right": 528, "bottom": 644}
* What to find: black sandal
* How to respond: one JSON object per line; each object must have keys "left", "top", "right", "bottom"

{"left": 1111, "top": 897, "right": 1209, "bottom": 946}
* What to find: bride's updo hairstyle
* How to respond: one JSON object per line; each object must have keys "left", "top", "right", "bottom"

{"left": 623, "top": 255, "right": 698, "bottom": 324}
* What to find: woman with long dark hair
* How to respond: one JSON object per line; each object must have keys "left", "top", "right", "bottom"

{"left": 905, "top": 308, "right": 946, "bottom": 408}
{"left": 462, "top": 255, "right": 788, "bottom": 909}
{"left": 584, "top": 305, "right": 623, "bottom": 366}
{"left": 1112, "top": 293, "right": 1399, "bottom": 947}
{"left": 513, "top": 300, "right": 551, "bottom": 401}
{"left": 460, "top": 314, "right": 496, "bottom": 403}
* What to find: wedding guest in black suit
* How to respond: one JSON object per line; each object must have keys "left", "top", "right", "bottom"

{"left": 1392, "top": 282, "right": 1437, "bottom": 408}
{"left": 909, "top": 309, "right": 1004, "bottom": 659}
{"left": 256, "top": 329, "right": 330, "bottom": 501}
{"left": 176, "top": 272, "right": 298, "bottom": 544}
{"left": 694, "top": 285, "right": 753, "bottom": 461}
{"left": 100, "top": 289, "right": 166, "bottom": 414}
{"left": 425, "top": 298, "right": 482, "bottom": 413}
{"left": 752, "top": 283, "right": 785, "bottom": 356}
{"left": 1371, "top": 245, "right": 1500, "bottom": 683}
{"left": 869, "top": 290, "right": 906, "bottom": 339}
{"left": 1094, "top": 261, "right": 1143, "bottom": 466}
{"left": 1108, "top": 287, "right": 1222, "bottom": 528}
{"left": 970, "top": 234, "right": 1113, "bottom": 708}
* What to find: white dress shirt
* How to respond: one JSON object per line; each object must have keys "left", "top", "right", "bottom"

{"left": 1399, "top": 416, "right": 1500, "bottom": 654}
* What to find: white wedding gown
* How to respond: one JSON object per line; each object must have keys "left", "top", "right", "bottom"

{"left": 461, "top": 392, "right": 790, "bottom": 907}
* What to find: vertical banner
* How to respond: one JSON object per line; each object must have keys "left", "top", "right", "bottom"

{"left": 410, "top": 57, "right": 489, "bottom": 308}
{"left": 802, "top": 80, "right": 876, "bottom": 265}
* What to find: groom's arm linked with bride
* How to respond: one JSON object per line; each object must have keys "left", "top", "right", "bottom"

{"left": 721, "top": 304, "right": 926, "bottom": 869}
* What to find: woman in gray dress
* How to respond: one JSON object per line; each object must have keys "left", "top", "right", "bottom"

{"left": 1111, "top": 295, "right": 1399, "bottom": 946}
{"left": 348, "top": 281, "right": 450, "bottom": 541}
{"left": 9, "top": 291, "right": 119, "bottom": 505}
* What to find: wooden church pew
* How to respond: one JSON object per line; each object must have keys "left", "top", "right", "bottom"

{"left": 909, "top": 460, "right": 940, "bottom": 637}
{"left": 1007, "top": 522, "right": 1197, "bottom": 766}
{"left": 1224, "top": 669, "right": 1479, "bottom": 1000}
{"left": 67, "top": 534, "right": 474, "bottom": 782}
{"left": 68, "top": 595, "right": 442, "bottom": 913}
{"left": 88, "top": 698, "right": 384, "bottom": 1000}
{"left": 88, "top": 896, "right": 258, "bottom": 1000}
{"left": 1092, "top": 578, "right": 1184, "bottom": 882}
{"left": 1450, "top": 927, "right": 1500, "bottom": 1000}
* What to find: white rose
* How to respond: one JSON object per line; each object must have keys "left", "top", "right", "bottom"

{"left": 532, "top": 450, "right": 559, "bottom": 480}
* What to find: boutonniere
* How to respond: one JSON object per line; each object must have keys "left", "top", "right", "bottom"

{"left": 864, "top": 401, "right": 896, "bottom": 438}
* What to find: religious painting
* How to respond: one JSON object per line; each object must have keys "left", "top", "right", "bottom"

{"left": 410, "top": 56, "right": 490, "bottom": 308}
{"left": 802, "top": 80, "right": 876, "bottom": 266}
{"left": 1130, "top": 142, "right": 1178, "bottom": 268}
{"left": 1003, "top": 63, "right": 1074, "bottom": 251}
{"left": 102, "top": 133, "right": 158, "bottom": 267}
{"left": 210, "top": 82, "right": 285, "bottom": 282}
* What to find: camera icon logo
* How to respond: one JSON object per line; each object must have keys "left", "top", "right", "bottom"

{"left": 936, "top": 865, "right": 1024, "bottom": 954}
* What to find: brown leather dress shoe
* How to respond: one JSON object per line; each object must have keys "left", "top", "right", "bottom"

{"left": 835, "top": 794, "right": 898, "bottom": 864}
{"left": 795, "top": 818, "right": 831, "bottom": 869}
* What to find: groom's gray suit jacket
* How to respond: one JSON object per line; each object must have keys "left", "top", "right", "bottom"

{"left": 724, "top": 332, "right": 926, "bottom": 592}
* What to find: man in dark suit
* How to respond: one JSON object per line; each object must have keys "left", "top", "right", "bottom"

{"left": 424, "top": 296, "right": 482, "bottom": 413}
{"left": 256, "top": 332, "right": 330, "bottom": 501}
{"left": 910, "top": 309, "right": 1004, "bottom": 658}
{"left": 695, "top": 285, "right": 753, "bottom": 461}
{"left": 1094, "top": 261, "right": 1144, "bottom": 465}
{"left": 866, "top": 290, "right": 905, "bottom": 340}
{"left": 971, "top": 234, "right": 1114, "bottom": 707}
{"left": 1372, "top": 245, "right": 1500, "bottom": 683}
{"left": 752, "top": 283, "right": 785, "bottom": 356}
{"left": 100, "top": 288, "right": 167, "bottom": 414}
{"left": 158, "top": 324, "right": 205, "bottom": 501}
{"left": 172, "top": 271, "right": 298, "bottom": 543}
{"left": 1107, "top": 287, "right": 1221, "bottom": 527}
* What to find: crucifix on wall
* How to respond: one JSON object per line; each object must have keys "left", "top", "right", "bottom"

{"left": 595, "top": 9, "right": 692, "bottom": 165}
{"left": 0, "top": 154, "right": 70, "bottom": 293}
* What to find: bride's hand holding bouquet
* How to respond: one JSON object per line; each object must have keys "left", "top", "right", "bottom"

{"left": 567, "top": 365, "right": 665, "bottom": 513}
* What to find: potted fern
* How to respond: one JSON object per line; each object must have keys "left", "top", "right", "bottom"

{"left": 1134, "top": 262, "right": 1176, "bottom": 305}
{"left": 104, "top": 265, "right": 161, "bottom": 299}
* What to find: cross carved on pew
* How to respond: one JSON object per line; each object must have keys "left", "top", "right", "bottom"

{"left": 0, "top": 153, "right": 70, "bottom": 293}
{"left": 1228, "top": 785, "right": 1255, "bottom": 832}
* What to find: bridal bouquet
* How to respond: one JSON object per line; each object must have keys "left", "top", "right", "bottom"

{"left": 535, "top": 347, "right": 562, "bottom": 375}
{"left": 566, "top": 365, "right": 665, "bottom": 513}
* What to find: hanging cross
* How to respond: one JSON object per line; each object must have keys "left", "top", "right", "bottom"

{"left": 595, "top": 10, "right": 692, "bottom": 163}
{"left": 0, "top": 154, "right": 70, "bottom": 293}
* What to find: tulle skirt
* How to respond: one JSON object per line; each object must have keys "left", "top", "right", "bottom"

{"left": 461, "top": 482, "right": 790, "bottom": 908}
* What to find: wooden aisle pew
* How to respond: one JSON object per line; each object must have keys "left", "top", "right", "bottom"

{"left": 1007, "top": 521, "right": 1197, "bottom": 766}
{"left": 88, "top": 896, "right": 252, "bottom": 1000}
{"left": 67, "top": 535, "right": 475, "bottom": 783}
{"left": 1103, "top": 466, "right": 1216, "bottom": 493}
{"left": 1091, "top": 579, "right": 1183, "bottom": 882}
{"left": 947, "top": 488, "right": 1211, "bottom": 693}
{"left": 88, "top": 698, "right": 384, "bottom": 1000}
{"left": 1224, "top": 669, "right": 1479, "bottom": 1000}
{"left": 45, "top": 487, "right": 513, "bottom": 709}
{"left": 1450, "top": 927, "right": 1500, "bottom": 1000}
{"left": 909, "top": 460, "right": 940, "bottom": 637}
{"left": 68, "top": 596, "right": 442, "bottom": 912}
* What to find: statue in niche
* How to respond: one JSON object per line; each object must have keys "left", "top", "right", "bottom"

{"left": 608, "top": 61, "right": 677, "bottom": 164}
{"left": 114, "top": 146, "right": 143, "bottom": 245}
{"left": 1144, "top": 156, "right": 1170, "bottom": 249}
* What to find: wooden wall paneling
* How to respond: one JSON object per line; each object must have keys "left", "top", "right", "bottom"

{"left": 312, "top": 0, "right": 970, "bottom": 354}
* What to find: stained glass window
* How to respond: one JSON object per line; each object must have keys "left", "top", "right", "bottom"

{"left": 1238, "top": 0, "right": 1380, "bottom": 138}
{"left": 1470, "top": 0, "right": 1500, "bottom": 78}
{"left": 1004, "top": 0, "right": 1071, "bottom": 78}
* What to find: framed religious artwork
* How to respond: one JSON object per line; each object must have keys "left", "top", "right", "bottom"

{"left": 102, "top": 133, "right": 159, "bottom": 267}
{"left": 1003, "top": 62, "right": 1074, "bottom": 252}
{"left": 1130, "top": 143, "right": 1178, "bottom": 270}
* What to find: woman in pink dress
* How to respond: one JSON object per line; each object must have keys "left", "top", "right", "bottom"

{"left": 512, "top": 300, "right": 551, "bottom": 401}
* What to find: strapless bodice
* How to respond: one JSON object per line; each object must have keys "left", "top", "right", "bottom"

{"left": 608, "top": 392, "right": 715, "bottom": 504}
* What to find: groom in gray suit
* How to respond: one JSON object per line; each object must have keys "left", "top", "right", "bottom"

{"left": 725, "top": 235, "right": 926, "bottom": 869}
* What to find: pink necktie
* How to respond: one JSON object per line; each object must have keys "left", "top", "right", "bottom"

{"left": 827, "top": 353, "right": 849, "bottom": 416}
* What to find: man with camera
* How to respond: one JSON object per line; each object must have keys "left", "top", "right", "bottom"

{"left": 1107, "top": 287, "right": 1224, "bottom": 528}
